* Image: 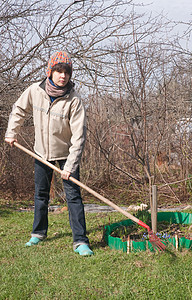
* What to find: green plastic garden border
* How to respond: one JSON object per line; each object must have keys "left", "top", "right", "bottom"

{"left": 104, "top": 212, "right": 192, "bottom": 252}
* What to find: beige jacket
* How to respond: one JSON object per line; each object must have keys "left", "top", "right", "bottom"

{"left": 5, "top": 80, "right": 86, "bottom": 173}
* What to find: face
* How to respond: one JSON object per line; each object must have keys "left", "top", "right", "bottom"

{"left": 52, "top": 70, "right": 70, "bottom": 87}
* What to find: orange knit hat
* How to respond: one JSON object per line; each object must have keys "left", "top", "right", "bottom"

{"left": 46, "top": 51, "right": 72, "bottom": 78}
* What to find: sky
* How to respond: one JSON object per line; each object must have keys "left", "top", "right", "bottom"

{"left": 142, "top": 0, "right": 192, "bottom": 22}
{"left": 135, "top": 0, "right": 192, "bottom": 49}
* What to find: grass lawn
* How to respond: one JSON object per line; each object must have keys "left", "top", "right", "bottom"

{"left": 0, "top": 207, "right": 192, "bottom": 300}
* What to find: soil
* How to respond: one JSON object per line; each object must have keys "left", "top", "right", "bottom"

{"left": 110, "top": 222, "right": 192, "bottom": 242}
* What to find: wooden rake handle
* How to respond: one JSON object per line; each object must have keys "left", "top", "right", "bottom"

{"left": 14, "top": 142, "right": 149, "bottom": 229}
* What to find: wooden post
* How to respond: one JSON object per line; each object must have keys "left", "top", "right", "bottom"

{"left": 175, "top": 233, "right": 179, "bottom": 251}
{"left": 151, "top": 185, "right": 157, "bottom": 233}
{"left": 127, "top": 235, "right": 130, "bottom": 254}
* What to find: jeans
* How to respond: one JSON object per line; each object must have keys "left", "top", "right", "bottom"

{"left": 32, "top": 159, "right": 89, "bottom": 248}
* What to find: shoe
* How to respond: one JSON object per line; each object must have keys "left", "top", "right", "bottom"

{"left": 25, "top": 237, "right": 42, "bottom": 247}
{"left": 74, "top": 244, "right": 94, "bottom": 256}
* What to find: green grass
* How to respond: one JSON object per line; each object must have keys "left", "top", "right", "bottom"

{"left": 0, "top": 208, "right": 192, "bottom": 300}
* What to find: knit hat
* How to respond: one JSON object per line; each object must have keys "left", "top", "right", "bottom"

{"left": 46, "top": 51, "right": 72, "bottom": 78}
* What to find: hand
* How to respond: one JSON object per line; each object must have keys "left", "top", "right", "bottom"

{"left": 5, "top": 137, "right": 18, "bottom": 147}
{"left": 61, "top": 170, "right": 71, "bottom": 180}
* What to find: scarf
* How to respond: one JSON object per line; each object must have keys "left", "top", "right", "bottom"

{"left": 45, "top": 78, "right": 74, "bottom": 98}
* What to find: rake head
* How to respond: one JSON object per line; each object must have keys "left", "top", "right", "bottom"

{"left": 148, "top": 229, "right": 166, "bottom": 251}
{"left": 138, "top": 220, "right": 166, "bottom": 251}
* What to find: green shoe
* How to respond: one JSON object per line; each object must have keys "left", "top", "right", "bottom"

{"left": 74, "top": 244, "right": 94, "bottom": 256}
{"left": 25, "top": 237, "right": 42, "bottom": 247}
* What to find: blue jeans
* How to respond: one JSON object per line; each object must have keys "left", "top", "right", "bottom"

{"left": 32, "top": 159, "right": 89, "bottom": 248}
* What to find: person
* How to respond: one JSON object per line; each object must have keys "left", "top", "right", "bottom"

{"left": 5, "top": 51, "right": 93, "bottom": 256}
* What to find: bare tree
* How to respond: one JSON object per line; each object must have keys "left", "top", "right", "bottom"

{"left": 85, "top": 14, "right": 192, "bottom": 205}
{"left": 1, "top": 0, "right": 192, "bottom": 206}
{"left": 0, "top": 0, "right": 141, "bottom": 200}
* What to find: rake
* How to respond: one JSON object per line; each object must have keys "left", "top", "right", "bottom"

{"left": 14, "top": 142, "right": 166, "bottom": 251}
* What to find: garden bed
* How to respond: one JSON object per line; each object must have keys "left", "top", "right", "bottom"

{"left": 104, "top": 212, "right": 192, "bottom": 252}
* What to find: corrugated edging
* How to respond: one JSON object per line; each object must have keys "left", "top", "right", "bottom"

{"left": 104, "top": 212, "right": 192, "bottom": 252}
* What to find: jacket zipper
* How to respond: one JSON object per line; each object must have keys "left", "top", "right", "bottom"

{"left": 46, "top": 101, "right": 51, "bottom": 160}
{"left": 46, "top": 99, "right": 58, "bottom": 159}
{"left": 46, "top": 97, "right": 67, "bottom": 159}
